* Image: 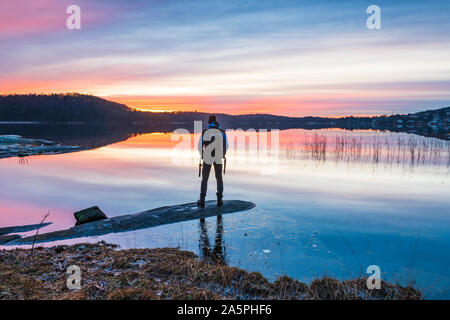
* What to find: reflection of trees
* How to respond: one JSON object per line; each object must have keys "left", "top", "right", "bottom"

{"left": 0, "top": 123, "right": 183, "bottom": 150}
{"left": 199, "top": 216, "right": 226, "bottom": 265}
{"left": 18, "top": 158, "right": 29, "bottom": 166}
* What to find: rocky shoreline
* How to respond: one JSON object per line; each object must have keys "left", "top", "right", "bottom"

{"left": 0, "top": 135, "right": 82, "bottom": 159}
{"left": 0, "top": 242, "right": 421, "bottom": 300}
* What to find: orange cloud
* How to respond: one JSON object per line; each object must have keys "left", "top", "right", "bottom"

{"left": 105, "top": 94, "right": 396, "bottom": 116}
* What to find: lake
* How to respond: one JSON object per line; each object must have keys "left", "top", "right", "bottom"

{"left": 0, "top": 128, "right": 449, "bottom": 299}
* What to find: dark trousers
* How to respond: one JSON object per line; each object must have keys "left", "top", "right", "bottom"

{"left": 200, "top": 162, "right": 223, "bottom": 199}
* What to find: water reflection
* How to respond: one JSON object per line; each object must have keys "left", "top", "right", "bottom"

{"left": 284, "top": 132, "right": 449, "bottom": 176}
{"left": 0, "top": 128, "right": 449, "bottom": 298}
{"left": 18, "top": 157, "right": 29, "bottom": 166}
{"left": 199, "top": 216, "right": 226, "bottom": 265}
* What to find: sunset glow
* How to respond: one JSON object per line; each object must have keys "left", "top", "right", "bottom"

{"left": 1, "top": 0, "right": 450, "bottom": 116}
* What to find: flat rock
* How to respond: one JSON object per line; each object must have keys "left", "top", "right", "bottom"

{"left": 0, "top": 234, "right": 22, "bottom": 244}
{"left": 9, "top": 200, "right": 255, "bottom": 245}
{"left": 0, "top": 222, "right": 52, "bottom": 235}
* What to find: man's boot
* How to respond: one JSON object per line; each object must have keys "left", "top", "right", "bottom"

{"left": 197, "top": 198, "right": 205, "bottom": 208}
{"left": 217, "top": 197, "right": 223, "bottom": 207}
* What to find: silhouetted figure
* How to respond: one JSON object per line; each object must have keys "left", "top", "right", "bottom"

{"left": 197, "top": 115, "right": 228, "bottom": 208}
{"left": 199, "top": 215, "right": 226, "bottom": 265}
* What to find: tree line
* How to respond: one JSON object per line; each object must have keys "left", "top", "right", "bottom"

{"left": 0, "top": 94, "right": 136, "bottom": 123}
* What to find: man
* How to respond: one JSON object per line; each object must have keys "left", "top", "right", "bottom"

{"left": 197, "top": 115, "right": 228, "bottom": 208}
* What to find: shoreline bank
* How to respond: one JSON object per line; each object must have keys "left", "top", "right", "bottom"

{"left": 0, "top": 242, "right": 421, "bottom": 300}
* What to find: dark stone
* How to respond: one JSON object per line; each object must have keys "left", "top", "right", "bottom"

{"left": 0, "top": 234, "right": 21, "bottom": 245}
{"left": 10, "top": 200, "right": 256, "bottom": 245}
{"left": 74, "top": 206, "right": 108, "bottom": 225}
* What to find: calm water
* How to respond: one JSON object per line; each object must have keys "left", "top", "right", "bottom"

{"left": 1, "top": 129, "right": 449, "bottom": 299}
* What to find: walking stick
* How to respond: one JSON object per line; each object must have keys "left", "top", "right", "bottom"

{"left": 223, "top": 157, "right": 227, "bottom": 175}
{"left": 199, "top": 147, "right": 204, "bottom": 178}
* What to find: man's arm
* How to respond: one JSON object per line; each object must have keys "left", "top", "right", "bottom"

{"left": 222, "top": 130, "right": 229, "bottom": 156}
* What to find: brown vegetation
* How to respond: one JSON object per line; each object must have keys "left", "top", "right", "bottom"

{"left": 0, "top": 242, "right": 421, "bottom": 300}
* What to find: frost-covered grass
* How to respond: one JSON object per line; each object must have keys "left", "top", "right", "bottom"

{"left": 0, "top": 242, "right": 421, "bottom": 300}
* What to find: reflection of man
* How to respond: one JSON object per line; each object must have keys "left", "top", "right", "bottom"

{"left": 197, "top": 115, "right": 228, "bottom": 208}
{"left": 199, "top": 216, "right": 226, "bottom": 265}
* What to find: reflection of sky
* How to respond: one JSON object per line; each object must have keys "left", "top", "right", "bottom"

{"left": 1, "top": 1, "right": 450, "bottom": 115}
{"left": 0, "top": 129, "right": 449, "bottom": 298}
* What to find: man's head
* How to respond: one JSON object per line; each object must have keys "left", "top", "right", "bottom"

{"left": 208, "top": 115, "right": 217, "bottom": 124}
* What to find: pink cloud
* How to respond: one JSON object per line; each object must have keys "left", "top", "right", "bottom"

{"left": 0, "top": 0, "right": 121, "bottom": 38}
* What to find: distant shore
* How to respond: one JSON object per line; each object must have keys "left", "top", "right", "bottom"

{"left": 0, "top": 134, "right": 82, "bottom": 159}
{"left": 1, "top": 94, "right": 448, "bottom": 141}
{"left": 0, "top": 242, "right": 421, "bottom": 300}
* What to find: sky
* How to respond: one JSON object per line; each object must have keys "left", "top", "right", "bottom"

{"left": 0, "top": 0, "right": 450, "bottom": 116}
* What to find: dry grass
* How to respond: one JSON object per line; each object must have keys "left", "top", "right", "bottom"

{"left": 0, "top": 242, "right": 421, "bottom": 300}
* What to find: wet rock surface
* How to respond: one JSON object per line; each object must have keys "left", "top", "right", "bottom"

{"left": 9, "top": 200, "right": 256, "bottom": 245}
{"left": 0, "top": 222, "right": 52, "bottom": 236}
{"left": 0, "top": 234, "right": 21, "bottom": 244}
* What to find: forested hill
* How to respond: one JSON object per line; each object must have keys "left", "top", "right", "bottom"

{"left": 0, "top": 94, "right": 448, "bottom": 140}
{"left": 0, "top": 94, "right": 136, "bottom": 123}
{"left": 0, "top": 93, "right": 324, "bottom": 125}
